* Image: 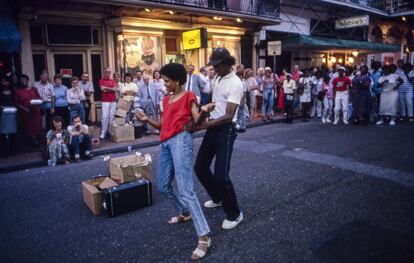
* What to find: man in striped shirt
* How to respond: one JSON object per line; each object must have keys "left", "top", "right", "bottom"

{"left": 397, "top": 63, "right": 414, "bottom": 122}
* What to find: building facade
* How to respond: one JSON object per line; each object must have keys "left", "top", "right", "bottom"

{"left": 10, "top": 0, "right": 280, "bottom": 99}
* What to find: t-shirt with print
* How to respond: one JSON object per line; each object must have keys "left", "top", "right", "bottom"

{"left": 99, "top": 78, "right": 117, "bottom": 102}
{"left": 160, "top": 92, "right": 197, "bottom": 142}
{"left": 332, "top": 76, "right": 351, "bottom": 92}
{"left": 210, "top": 72, "right": 244, "bottom": 123}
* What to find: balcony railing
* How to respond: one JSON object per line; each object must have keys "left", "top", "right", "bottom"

{"left": 142, "top": 0, "right": 280, "bottom": 19}
{"left": 328, "top": 0, "right": 413, "bottom": 14}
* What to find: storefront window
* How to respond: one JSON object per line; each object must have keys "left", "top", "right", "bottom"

{"left": 117, "top": 34, "right": 162, "bottom": 75}
{"left": 208, "top": 38, "right": 241, "bottom": 64}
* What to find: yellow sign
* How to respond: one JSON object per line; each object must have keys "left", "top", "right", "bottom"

{"left": 182, "top": 28, "right": 207, "bottom": 51}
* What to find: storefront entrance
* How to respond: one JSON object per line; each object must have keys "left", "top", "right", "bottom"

{"left": 54, "top": 53, "right": 84, "bottom": 87}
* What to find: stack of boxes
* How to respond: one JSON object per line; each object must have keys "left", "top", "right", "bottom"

{"left": 110, "top": 99, "right": 135, "bottom": 143}
{"left": 82, "top": 153, "right": 152, "bottom": 216}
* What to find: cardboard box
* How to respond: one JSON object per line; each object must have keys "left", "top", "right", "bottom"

{"left": 109, "top": 154, "right": 152, "bottom": 183}
{"left": 117, "top": 99, "right": 132, "bottom": 112}
{"left": 89, "top": 126, "right": 101, "bottom": 139}
{"left": 109, "top": 125, "right": 135, "bottom": 143}
{"left": 92, "top": 138, "right": 101, "bottom": 148}
{"left": 82, "top": 176, "right": 118, "bottom": 215}
{"left": 115, "top": 117, "right": 125, "bottom": 126}
{"left": 115, "top": 108, "right": 128, "bottom": 118}
{"left": 96, "top": 108, "right": 102, "bottom": 123}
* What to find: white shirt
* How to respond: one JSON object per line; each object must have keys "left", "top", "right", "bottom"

{"left": 299, "top": 77, "right": 312, "bottom": 102}
{"left": 210, "top": 72, "right": 244, "bottom": 123}
{"left": 119, "top": 82, "right": 138, "bottom": 102}
{"left": 378, "top": 74, "right": 399, "bottom": 93}
{"left": 283, "top": 79, "right": 296, "bottom": 94}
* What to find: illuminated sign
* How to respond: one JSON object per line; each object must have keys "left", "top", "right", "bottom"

{"left": 182, "top": 28, "right": 207, "bottom": 51}
{"left": 60, "top": 68, "right": 73, "bottom": 78}
{"left": 335, "top": 15, "right": 369, "bottom": 29}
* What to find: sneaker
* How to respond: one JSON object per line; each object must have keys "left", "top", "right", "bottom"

{"left": 376, "top": 120, "right": 384, "bottom": 125}
{"left": 333, "top": 120, "right": 339, "bottom": 125}
{"left": 343, "top": 120, "right": 349, "bottom": 125}
{"left": 84, "top": 153, "right": 94, "bottom": 160}
{"left": 322, "top": 118, "right": 326, "bottom": 123}
{"left": 222, "top": 212, "right": 244, "bottom": 230}
{"left": 390, "top": 120, "right": 396, "bottom": 126}
{"left": 204, "top": 200, "right": 222, "bottom": 208}
{"left": 409, "top": 118, "right": 414, "bottom": 122}
{"left": 326, "top": 118, "right": 332, "bottom": 123}
{"left": 100, "top": 133, "right": 105, "bottom": 139}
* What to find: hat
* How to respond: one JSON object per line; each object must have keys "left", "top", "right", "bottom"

{"left": 286, "top": 73, "right": 292, "bottom": 77}
{"left": 265, "top": 67, "right": 272, "bottom": 71}
{"left": 338, "top": 66, "right": 346, "bottom": 71}
{"left": 207, "top": 48, "right": 232, "bottom": 66}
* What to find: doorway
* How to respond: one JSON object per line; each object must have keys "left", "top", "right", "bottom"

{"left": 54, "top": 53, "right": 84, "bottom": 87}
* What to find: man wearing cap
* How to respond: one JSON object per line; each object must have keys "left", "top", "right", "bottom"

{"left": 332, "top": 66, "right": 351, "bottom": 124}
{"left": 194, "top": 48, "right": 244, "bottom": 230}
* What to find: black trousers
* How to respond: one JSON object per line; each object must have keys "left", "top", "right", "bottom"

{"left": 285, "top": 94, "right": 294, "bottom": 123}
{"left": 194, "top": 123, "right": 241, "bottom": 220}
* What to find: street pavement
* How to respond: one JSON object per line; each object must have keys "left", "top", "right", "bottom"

{"left": 1, "top": 120, "right": 413, "bottom": 262}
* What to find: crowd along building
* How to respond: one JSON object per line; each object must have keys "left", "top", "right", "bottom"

{"left": 260, "top": 0, "right": 414, "bottom": 73}
{"left": 0, "top": 0, "right": 280, "bottom": 101}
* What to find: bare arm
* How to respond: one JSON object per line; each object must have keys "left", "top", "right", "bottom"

{"left": 202, "top": 102, "right": 238, "bottom": 130}
{"left": 136, "top": 112, "right": 161, "bottom": 130}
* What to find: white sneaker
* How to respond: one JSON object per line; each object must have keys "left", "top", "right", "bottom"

{"left": 333, "top": 120, "right": 339, "bottom": 125}
{"left": 389, "top": 120, "right": 396, "bottom": 126}
{"left": 326, "top": 118, "right": 332, "bottom": 123}
{"left": 343, "top": 120, "right": 349, "bottom": 125}
{"left": 222, "top": 212, "right": 243, "bottom": 230}
{"left": 204, "top": 200, "right": 222, "bottom": 208}
{"left": 322, "top": 118, "right": 326, "bottom": 123}
{"left": 376, "top": 120, "right": 384, "bottom": 125}
{"left": 100, "top": 133, "right": 105, "bottom": 139}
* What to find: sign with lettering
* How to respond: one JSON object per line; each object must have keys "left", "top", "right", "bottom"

{"left": 182, "top": 28, "right": 208, "bottom": 51}
{"left": 268, "top": 41, "right": 282, "bottom": 56}
{"left": 335, "top": 15, "right": 369, "bottom": 29}
{"left": 60, "top": 68, "right": 73, "bottom": 78}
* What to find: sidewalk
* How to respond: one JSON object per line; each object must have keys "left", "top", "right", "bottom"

{"left": 0, "top": 114, "right": 287, "bottom": 173}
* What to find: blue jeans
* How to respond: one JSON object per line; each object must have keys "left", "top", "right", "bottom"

{"left": 261, "top": 88, "right": 274, "bottom": 116}
{"left": 158, "top": 131, "right": 210, "bottom": 237}
{"left": 70, "top": 134, "right": 91, "bottom": 156}
{"left": 194, "top": 123, "right": 241, "bottom": 221}
{"left": 69, "top": 103, "right": 85, "bottom": 124}
{"left": 399, "top": 91, "right": 413, "bottom": 117}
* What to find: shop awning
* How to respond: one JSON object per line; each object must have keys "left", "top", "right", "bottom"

{"left": 281, "top": 35, "right": 400, "bottom": 53}
{"left": 0, "top": 5, "right": 21, "bottom": 53}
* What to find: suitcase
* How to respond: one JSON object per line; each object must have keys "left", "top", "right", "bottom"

{"left": 102, "top": 179, "right": 152, "bottom": 217}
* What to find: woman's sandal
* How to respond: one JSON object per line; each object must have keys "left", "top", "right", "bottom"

{"left": 191, "top": 237, "right": 211, "bottom": 261}
{"left": 167, "top": 214, "right": 192, "bottom": 224}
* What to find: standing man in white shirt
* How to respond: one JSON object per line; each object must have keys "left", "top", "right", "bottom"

{"left": 194, "top": 48, "right": 244, "bottom": 230}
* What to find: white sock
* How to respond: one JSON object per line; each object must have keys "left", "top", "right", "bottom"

{"left": 85, "top": 151, "right": 90, "bottom": 155}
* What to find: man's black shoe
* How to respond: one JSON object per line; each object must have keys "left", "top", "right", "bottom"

{"left": 237, "top": 129, "right": 246, "bottom": 133}
{"left": 84, "top": 154, "right": 94, "bottom": 160}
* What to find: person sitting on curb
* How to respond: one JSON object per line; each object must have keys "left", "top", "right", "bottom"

{"left": 67, "top": 115, "right": 93, "bottom": 162}
{"left": 46, "top": 115, "right": 70, "bottom": 166}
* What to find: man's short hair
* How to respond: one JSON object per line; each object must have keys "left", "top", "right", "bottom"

{"left": 54, "top": 74, "right": 62, "bottom": 81}
{"left": 72, "top": 114, "right": 81, "bottom": 122}
{"left": 71, "top": 76, "right": 79, "bottom": 83}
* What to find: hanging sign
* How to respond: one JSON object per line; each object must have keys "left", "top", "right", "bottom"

{"left": 268, "top": 41, "right": 282, "bottom": 56}
{"left": 60, "top": 68, "right": 73, "bottom": 78}
{"left": 335, "top": 15, "right": 369, "bottom": 29}
{"left": 182, "top": 28, "right": 208, "bottom": 51}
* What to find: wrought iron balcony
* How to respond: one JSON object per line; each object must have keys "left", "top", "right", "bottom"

{"left": 141, "top": 0, "right": 280, "bottom": 19}
{"left": 324, "top": 0, "right": 413, "bottom": 14}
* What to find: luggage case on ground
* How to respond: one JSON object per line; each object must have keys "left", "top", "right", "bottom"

{"left": 102, "top": 179, "right": 152, "bottom": 217}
